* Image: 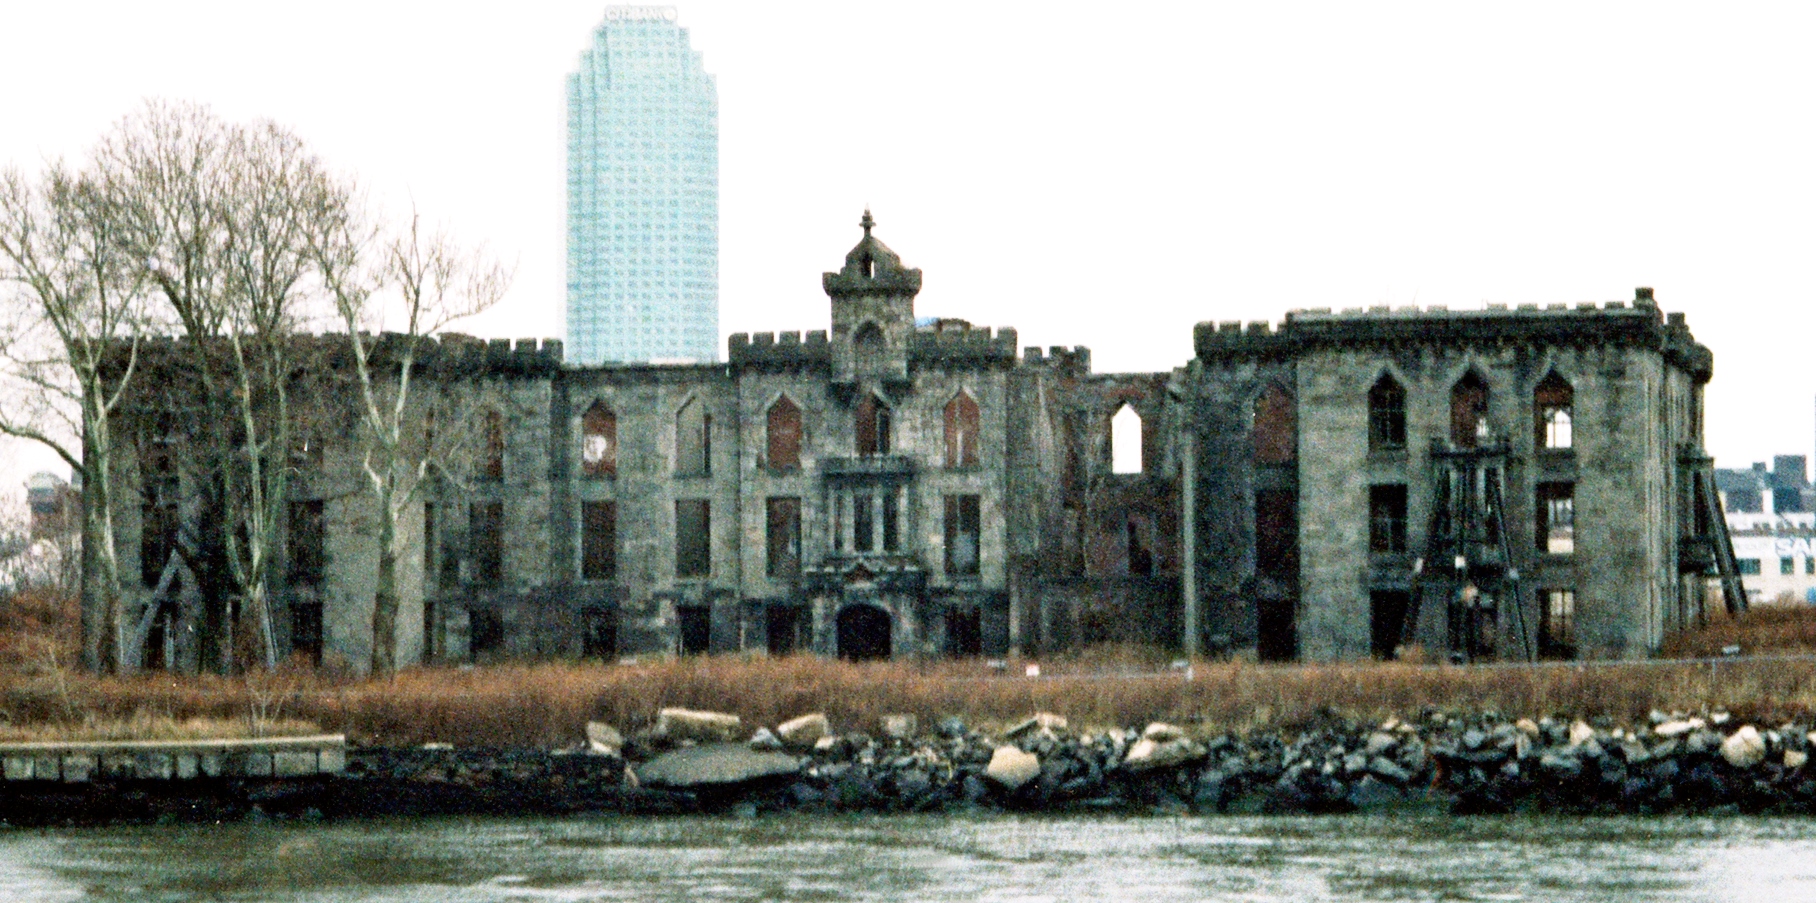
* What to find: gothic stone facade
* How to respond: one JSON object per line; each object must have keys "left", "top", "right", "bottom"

{"left": 99, "top": 221, "right": 1722, "bottom": 670}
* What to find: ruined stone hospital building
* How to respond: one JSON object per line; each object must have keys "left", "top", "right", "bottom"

{"left": 100, "top": 217, "right": 1740, "bottom": 670}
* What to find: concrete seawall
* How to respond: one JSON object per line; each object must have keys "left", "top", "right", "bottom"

{"left": 0, "top": 735, "right": 346, "bottom": 784}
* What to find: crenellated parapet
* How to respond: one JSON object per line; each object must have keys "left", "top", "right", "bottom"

{"left": 727, "top": 329, "right": 833, "bottom": 372}
{"left": 907, "top": 325, "right": 1019, "bottom": 367}
{"left": 1021, "top": 345, "right": 1093, "bottom": 378}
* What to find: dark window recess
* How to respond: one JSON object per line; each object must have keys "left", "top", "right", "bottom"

{"left": 677, "top": 604, "right": 711, "bottom": 655}
{"left": 287, "top": 500, "right": 326, "bottom": 587}
{"left": 1369, "top": 591, "right": 1410, "bottom": 660}
{"left": 423, "top": 503, "right": 438, "bottom": 590}
{"left": 766, "top": 604, "right": 802, "bottom": 656}
{"left": 480, "top": 410, "right": 504, "bottom": 480}
{"left": 290, "top": 599, "right": 323, "bottom": 666}
{"left": 675, "top": 499, "right": 711, "bottom": 578}
{"left": 142, "top": 602, "right": 177, "bottom": 671}
{"left": 944, "top": 495, "right": 981, "bottom": 575}
{"left": 1368, "top": 375, "right": 1407, "bottom": 452}
{"left": 1062, "top": 414, "right": 1084, "bottom": 492}
{"left": 1539, "top": 589, "right": 1576, "bottom": 659}
{"left": 766, "top": 497, "right": 801, "bottom": 578}
{"left": 947, "top": 607, "right": 983, "bottom": 657}
{"left": 1451, "top": 372, "right": 1489, "bottom": 447}
{"left": 422, "top": 597, "right": 438, "bottom": 664}
{"left": 1536, "top": 483, "right": 1575, "bottom": 554}
{"left": 882, "top": 492, "right": 900, "bottom": 553}
{"left": 470, "top": 502, "right": 504, "bottom": 584}
{"left": 582, "top": 500, "right": 617, "bottom": 580}
{"left": 944, "top": 392, "right": 980, "bottom": 467}
{"left": 581, "top": 401, "right": 617, "bottom": 477}
{"left": 582, "top": 607, "right": 618, "bottom": 659}
{"left": 767, "top": 396, "right": 802, "bottom": 470}
{"left": 853, "top": 494, "right": 875, "bottom": 553}
{"left": 140, "top": 500, "right": 179, "bottom": 590}
{"left": 1254, "top": 489, "right": 1299, "bottom": 579}
{"left": 856, "top": 394, "right": 892, "bottom": 456}
{"left": 1127, "top": 519, "right": 1153, "bottom": 576}
{"left": 1253, "top": 382, "right": 1296, "bottom": 465}
{"left": 469, "top": 608, "right": 504, "bottom": 656}
{"left": 1535, "top": 372, "right": 1574, "bottom": 450}
{"left": 675, "top": 398, "right": 710, "bottom": 476}
{"left": 1784, "top": 557, "right": 1798, "bottom": 576}
{"left": 1737, "top": 558, "right": 1762, "bottom": 576}
{"left": 1369, "top": 484, "right": 1409, "bottom": 554}
{"left": 853, "top": 321, "right": 886, "bottom": 366}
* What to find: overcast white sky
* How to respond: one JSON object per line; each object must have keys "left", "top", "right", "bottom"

{"left": 3, "top": 1, "right": 1815, "bottom": 503}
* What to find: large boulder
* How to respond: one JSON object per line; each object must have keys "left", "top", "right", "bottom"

{"left": 776, "top": 713, "right": 831, "bottom": 750}
{"left": 1004, "top": 713, "right": 1068, "bottom": 741}
{"left": 635, "top": 743, "right": 802, "bottom": 789}
{"left": 1720, "top": 726, "right": 1766, "bottom": 768}
{"left": 655, "top": 708, "right": 743, "bottom": 743}
{"left": 986, "top": 745, "right": 1041, "bottom": 790}
{"left": 1123, "top": 733, "right": 1206, "bottom": 772}
{"left": 879, "top": 714, "right": 919, "bottom": 741}
{"left": 585, "top": 722, "right": 623, "bottom": 756}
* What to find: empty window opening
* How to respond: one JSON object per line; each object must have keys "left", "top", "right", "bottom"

{"left": 581, "top": 401, "right": 618, "bottom": 477}
{"left": 469, "top": 607, "right": 504, "bottom": 657}
{"left": 1535, "top": 372, "right": 1573, "bottom": 450}
{"left": 1536, "top": 482, "right": 1575, "bottom": 554}
{"left": 944, "top": 391, "right": 980, "bottom": 467}
{"left": 582, "top": 500, "right": 617, "bottom": 580}
{"left": 832, "top": 494, "right": 847, "bottom": 553}
{"left": 675, "top": 499, "right": 711, "bottom": 578}
{"left": 1540, "top": 589, "right": 1576, "bottom": 659}
{"left": 287, "top": 500, "right": 326, "bottom": 587}
{"left": 469, "top": 502, "right": 504, "bottom": 584}
{"left": 1253, "top": 382, "right": 1297, "bottom": 465}
{"left": 140, "top": 497, "right": 180, "bottom": 590}
{"left": 766, "top": 395, "right": 802, "bottom": 470}
{"left": 882, "top": 490, "right": 900, "bottom": 552}
{"left": 480, "top": 410, "right": 505, "bottom": 480}
{"left": 944, "top": 494, "right": 982, "bottom": 575}
{"left": 947, "top": 607, "right": 983, "bottom": 657}
{"left": 1783, "top": 557, "right": 1797, "bottom": 576}
{"left": 1127, "top": 518, "right": 1153, "bottom": 576}
{"left": 1450, "top": 372, "right": 1490, "bottom": 448}
{"left": 289, "top": 599, "right": 323, "bottom": 667}
{"left": 766, "top": 497, "right": 801, "bottom": 578}
{"left": 677, "top": 604, "right": 711, "bottom": 655}
{"left": 1369, "top": 591, "right": 1411, "bottom": 660}
{"left": 675, "top": 397, "right": 710, "bottom": 476}
{"left": 853, "top": 493, "right": 875, "bottom": 553}
{"left": 582, "top": 607, "right": 618, "bottom": 659}
{"left": 1368, "top": 374, "right": 1407, "bottom": 452}
{"left": 856, "top": 393, "right": 892, "bottom": 456}
{"left": 423, "top": 503, "right": 439, "bottom": 590}
{"left": 766, "top": 604, "right": 803, "bottom": 656}
{"left": 1737, "top": 558, "right": 1762, "bottom": 576}
{"left": 836, "top": 603, "right": 891, "bottom": 661}
{"left": 1111, "top": 404, "right": 1143, "bottom": 474}
{"left": 1368, "top": 484, "right": 1409, "bottom": 554}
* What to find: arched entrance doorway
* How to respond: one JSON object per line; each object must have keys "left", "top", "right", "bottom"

{"left": 836, "top": 604, "right": 892, "bottom": 661}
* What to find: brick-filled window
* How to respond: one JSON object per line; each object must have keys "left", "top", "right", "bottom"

{"left": 675, "top": 499, "right": 711, "bottom": 578}
{"left": 675, "top": 397, "right": 710, "bottom": 477}
{"left": 766, "top": 497, "right": 801, "bottom": 578}
{"left": 470, "top": 502, "right": 504, "bottom": 584}
{"left": 1536, "top": 483, "right": 1575, "bottom": 554}
{"left": 1368, "top": 374, "right": 1406, "bottom": 452}
{"left": 582, "top": 500, "right": 617, "bottom": 580}
{"left": 1253, "top": 382, "right": 1296, "bottom": 465}
{"left": 856, "top": 393, "right": 892, "bottom": 456}
{"left": 1535, "top": 372, "right": 1574, "bottom": 450}
{"left": 287, "top": 499, "right": 326, "bottom": 587}
{"left": 1369, "top": 484, "right": 1408, "bottom": 553}
{"left": 581, "top": 401, "right": 617, "bottom": 478}
{"left": 766, "top": 395, "right": 802, "bottom": 471}
{"left": 479, "top": 410, "right": 504, "bottom": 481}
{"left": 944, "top": 391, "right": 979, "bottom": 467}
{"left": 944, "top": 494, "right": 981, "bottom": 575}
{"left": 1540, "top": 589, "right": 1576, "bottom": 659}
{"left": 1451, "top": 372, "right": 1489, "bottom": 448}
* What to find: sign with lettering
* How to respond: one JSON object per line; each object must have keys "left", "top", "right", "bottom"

{"left": 1773, "top": 537, "right": 1816, "bottom": 558}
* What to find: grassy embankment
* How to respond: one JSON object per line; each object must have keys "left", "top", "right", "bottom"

{"left": 4, "top": 587, "right": 1816, "bottom": 748}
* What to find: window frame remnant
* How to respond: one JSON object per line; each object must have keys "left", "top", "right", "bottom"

{"left": 1368, "top": 483, "right": 1409, "bottom": 554}
{"left": 581, "top": 400, "right": 618, "bottom": 478}
{"left": 766, "top": 496, "right": 801, "bottom": 578}
{"left": 675, "top": 397, "right": 710, "bottom": 477}
{"left": 1536, "top": 482, "right": 1575, "bottom": 554}
{"left": 1368, "top": 374, "right": 1407, "bottom": 452}
{"left": 1535, "top": 372, "right": 1574, "bottom": 450}
{"left": 856, "top": 393, "right": 892, "bottom": 456}
{"left": 944, "top": 391, "right": 980, "bottom": 468}
{"left": 1540, "top": 588, "right": 1576, "bottom": 659}
{"left": 944, "top": 494, "right": 981, "bottom": 575}
{"left": 1450, "top": 372, "right": 1490, "bottom": 448}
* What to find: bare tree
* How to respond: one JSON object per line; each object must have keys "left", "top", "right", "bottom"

{"left": 317, "top": 210, "right": 507, "bottom": 675}
{"left": 0, "top": 161, "right": 152, "bottom": 672}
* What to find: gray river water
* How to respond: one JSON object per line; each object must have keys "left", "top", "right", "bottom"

{"left": 0, "top": 814, "right": 1812, "bottom": 902}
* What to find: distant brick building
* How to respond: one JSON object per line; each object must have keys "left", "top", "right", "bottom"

{"left": 95, "top": 218, "right": 1735, "bottom": 671}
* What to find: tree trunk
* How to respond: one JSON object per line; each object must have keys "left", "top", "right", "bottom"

{"left": 370, "top": 483, "right": 399, "bottom": 676}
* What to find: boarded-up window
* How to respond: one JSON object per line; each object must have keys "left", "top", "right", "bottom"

{"left": 1536, "top": 482, "right": 1575, "bottom": 554}
{"left": 470, "top": 502, "right": 504, "bottom": 584}
{"left": 676, "top": 499, "right": 711, "bottom": 578}
{"left": 856, "top": 393, "right": 891, "bottom": 456}
{"left": 287, "top": 500, "right": 326, "bottom": 587}
{"left": 1535, "top": 372, "right": 1573, "bottom": 450}
{"left": 1368, "top": 375, "right": 1406, "bottom": 452}
{"left": 675, "top": 398, "right": 710, "bottom": 476}
{"left": 1253, "top": 382, "right": 1296, "bottom": 465}
{"left": 766, "top": 497, "right": 801, "bottom": 578}
{"left": 582, "top": 500, "right": 616, "bottom": 580}
{"left": 767, "top": 395, "right": 803, "bottom": 470}
{"left": 944, "top": 494, "right": 981, "bottom": 575}
{"left": 1451, "top": 372, "right": 1489, "bottom": 448}
{"left": 882, "top": 490, "right": 900, "bottom": 552}
{"left": 1111, "top": 404, "right": 1143, "bottom": 474}
{"left": 1368, "top": 484, "right": 1408, "bottom": 553}
{"left": 944, "top": 391, "right": 980, "bottom": 467}
{"left": 581, "top": 401, "right": 617, "bottom": 477}
{"left": 479, "top": 410, "right": 505, "bottom": 480}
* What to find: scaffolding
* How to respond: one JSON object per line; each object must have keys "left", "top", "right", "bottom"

{"left": 1402, "top": 438, "right": 1534, "bottom": 662}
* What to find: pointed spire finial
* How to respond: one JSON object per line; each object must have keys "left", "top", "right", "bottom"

{"left": 860, "top": 208, "right": 875, "bottom": 237}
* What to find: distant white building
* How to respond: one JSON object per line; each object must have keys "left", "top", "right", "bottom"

{"left": 1719, "top": 456, "right": 1816, "bottom": 605}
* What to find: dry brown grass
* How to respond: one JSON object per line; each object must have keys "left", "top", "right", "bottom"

{"left": 1658, "top": 603, "right": 1816, "bottom": 658}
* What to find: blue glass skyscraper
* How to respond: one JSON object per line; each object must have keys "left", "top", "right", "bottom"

{"left": 567, "top": 7, "right": 718, "bottom": 364}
